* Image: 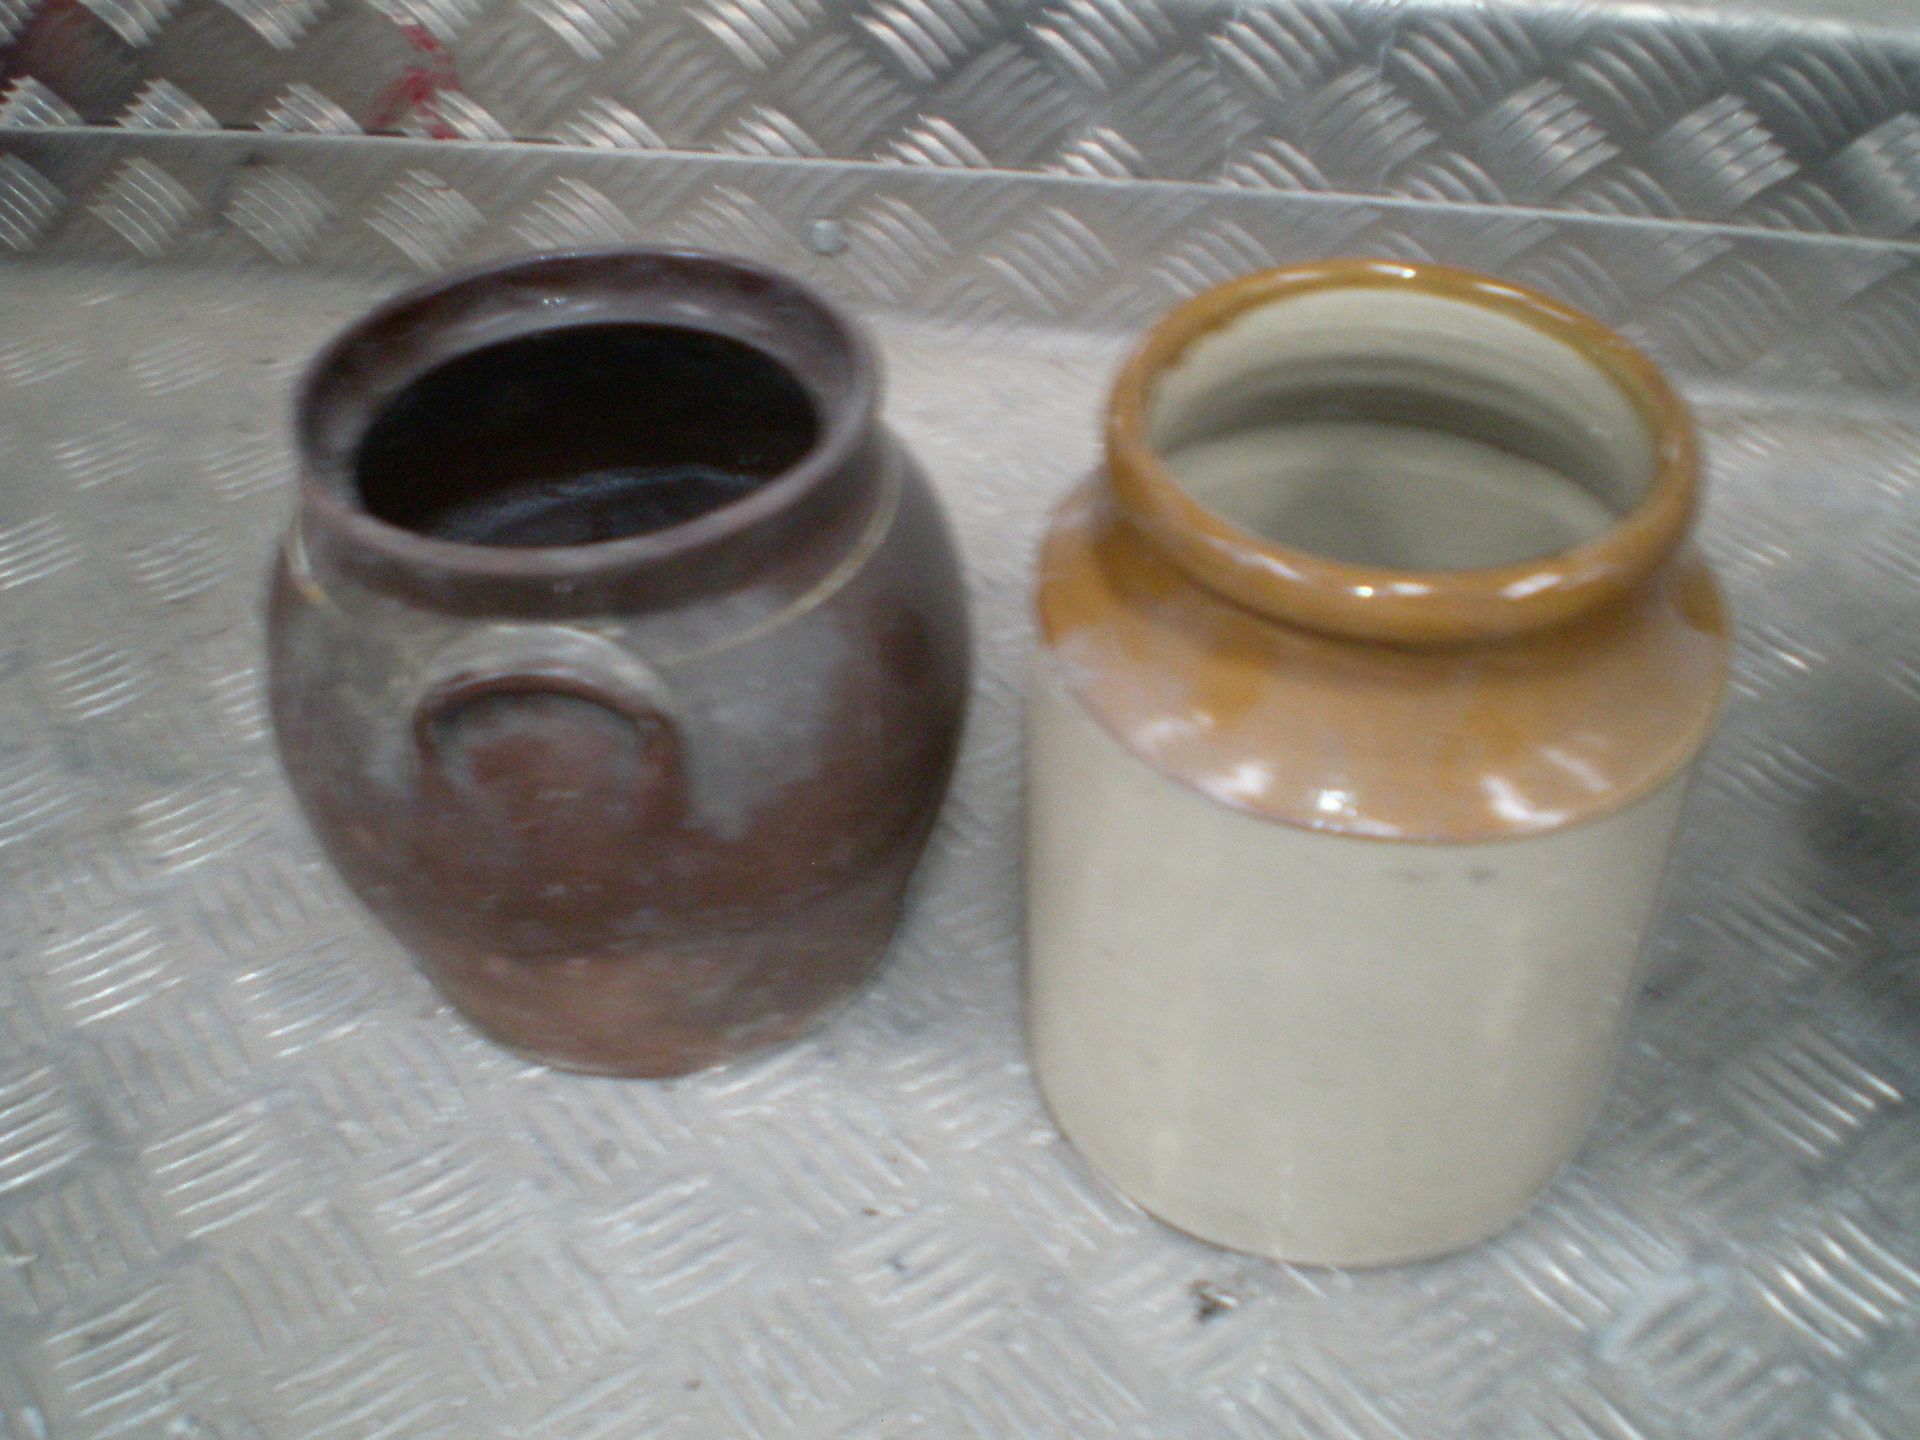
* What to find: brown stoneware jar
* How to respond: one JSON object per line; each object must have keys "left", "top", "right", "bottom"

{"left": 269, "top": 249, "right": 970, "bottom": 1077}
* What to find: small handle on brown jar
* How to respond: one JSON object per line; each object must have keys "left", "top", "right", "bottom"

{"left": 406, "top": 625, "right": 686, "bottom": 829}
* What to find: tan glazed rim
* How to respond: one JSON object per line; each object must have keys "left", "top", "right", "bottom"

{"left": 1106, "top": 259, "right": 1700, "bottom": 645}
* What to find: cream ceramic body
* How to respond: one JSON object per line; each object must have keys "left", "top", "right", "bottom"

{"left": 1027, "top": 661, "right": 1689, "bottom": 1265}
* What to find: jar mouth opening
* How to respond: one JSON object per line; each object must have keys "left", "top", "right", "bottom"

{"left": 295, "top": 248, "right": 878, "bottom": 582}
{"left": 352, "top": 322, "right": 823, "bottom": 549}
{"left": 1107, "top": 261, "right": 1698, "bottom": 645}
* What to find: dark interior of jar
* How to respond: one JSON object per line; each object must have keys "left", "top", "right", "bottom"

{"left": 354, "top": 323, "right": 819, "bottom": 547}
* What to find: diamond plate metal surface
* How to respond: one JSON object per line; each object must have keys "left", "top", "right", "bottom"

{"left": 0, "top": 132, "right": 1917, "bottom": 1438}
{"left": 9, "top": 128, "right": 1920, "bottom": 405}
{"left": 3, "top": 0, "right": 1920, "bottom": 241}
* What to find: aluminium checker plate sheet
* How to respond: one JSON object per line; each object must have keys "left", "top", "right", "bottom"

{"left": 0, "top": 129, "right": 1915, "bottom": 1440}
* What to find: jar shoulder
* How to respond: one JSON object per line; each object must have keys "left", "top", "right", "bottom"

{"left": 1033, "top": 479, "right": 1730, "bottom": 843}
{"left": 268, "top": 438, "right": 969, "bottom": 775}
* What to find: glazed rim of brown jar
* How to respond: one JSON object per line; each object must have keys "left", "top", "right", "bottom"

{"left": 1106, "top": 258, "right": 1699, "bottom": 646}
{"left": 293, "top": 247, "right": 879, "bottom": 609}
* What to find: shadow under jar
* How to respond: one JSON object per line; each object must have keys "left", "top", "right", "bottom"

{"left": 1026, "top": 260, "right": 1731, "bottom": 1264}
{"left": 270, "top": 249, "right": 970, "bottom": 1077}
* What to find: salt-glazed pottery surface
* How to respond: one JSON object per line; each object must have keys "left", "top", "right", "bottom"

{"left": 270, "top": 249, "right": 969, "bottom": 1077}
{"left": 1026, "top": 259, "right": 1731, "bottom": 1265}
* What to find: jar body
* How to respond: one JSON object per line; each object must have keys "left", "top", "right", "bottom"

{"left": 268, "top": 249, "right": 969, "bottom": 1077}
{"left": 1028, "top": 659, "right": 1690, "bottom": 1264}
{"left": 271, "top": 436, "right": 967, "bottom": 1076}
{"left": 1024, "top": 261, "right": 1729, "bottom": 1264}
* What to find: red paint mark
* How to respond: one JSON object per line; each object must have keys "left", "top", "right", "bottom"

{"left": 369, "top": 21, "right": 465, "bottom": 141}
{"left": 1, "top": 0, "right": 90, "bottom": 84}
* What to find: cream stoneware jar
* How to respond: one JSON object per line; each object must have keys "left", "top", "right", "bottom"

{"left": 1025, "top": 260, "right": 1731, "bottom": 1266}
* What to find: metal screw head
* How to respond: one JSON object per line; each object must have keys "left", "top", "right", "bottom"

{"left": 805, "top": 218, "right": 847, "bottom": 256}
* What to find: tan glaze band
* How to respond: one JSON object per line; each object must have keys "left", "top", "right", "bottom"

{"left": 1107, "top": 259, "right": 1699, "bottom": 646}
{"left": 1039, "top": 261, "right": 1731, "bottom": 843}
